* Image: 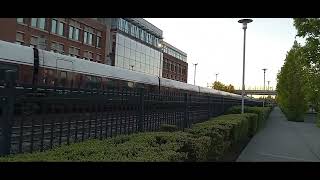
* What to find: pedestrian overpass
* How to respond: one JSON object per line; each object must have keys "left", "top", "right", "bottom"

{"left": 234, "top": 90, "right": 277, "bottom": 96}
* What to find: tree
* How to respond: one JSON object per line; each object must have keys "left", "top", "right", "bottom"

{"left": 276, "top": 41, "right": 307, "bottom": 121}
{"left": 211, "top": 81, "right": 235, "bottom": 93}
{"left": 293, "top": 18, "right": 320, "bottom": 127}
{"left": 293, "top": 18, "right": 320, "bottom": 123}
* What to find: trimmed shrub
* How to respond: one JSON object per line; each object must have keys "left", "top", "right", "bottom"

{"left": 225, "top": 106, "right": 271, "bottom": 130}
{"left": 187, "top": 113, "right": 257, "bottom": 161}
{"left": 159, "top": 124, "right": 179, "bottom": 132}
{"left": 0, "top": 132, "right": 211, "bottom": 162}
{"left": 242, "top": 113, "right": 258, "bottom": 136}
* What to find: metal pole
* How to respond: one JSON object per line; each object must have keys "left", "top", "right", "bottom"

{"left": 241, "top": 28, "right": 246, "bottom": 114}
{"left": 238, "top": 18, "right": 252, "bottom": 113}
{"left": 262, "top": 68, "right": 267, "bottom": 107}
{"left": 263, "top": 70, "right": 266, "bottom": 92}
{"left": 193, "top": 63, "right": 198, "bottom": 85}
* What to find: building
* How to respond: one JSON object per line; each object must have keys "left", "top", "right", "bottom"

{"left": 106, "top": 18, "right": 163, "bottom": 77}
{"left": 0, "top": 18, "right": 188, "bottom": 83}
{"left": 161, "top": 41, "right": 188, "bottom": 83}
{"left": 0, "top": 18, "right": 111, "bottom": 64}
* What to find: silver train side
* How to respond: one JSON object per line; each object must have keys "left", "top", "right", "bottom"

{"left": 0, "top": 40, "right": 259, "bottom": 103}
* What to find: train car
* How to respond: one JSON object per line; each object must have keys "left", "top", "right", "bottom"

{"left": 0, "top": 40, "right": 259, "bottom": 104}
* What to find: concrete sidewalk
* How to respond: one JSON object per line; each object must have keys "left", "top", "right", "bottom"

{"left": 237, "top": 107, "right": 320, "bottom": 162}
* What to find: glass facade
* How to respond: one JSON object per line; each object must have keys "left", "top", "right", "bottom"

{"left": 116, "top": 18, "right": 160, "bottom": 48}
{"left": 115, "top": 33, "right": 163, "bottom": 76}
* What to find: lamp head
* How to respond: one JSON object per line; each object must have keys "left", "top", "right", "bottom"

{"left": 238, "top": 19, "right": 253, "bottom": 29}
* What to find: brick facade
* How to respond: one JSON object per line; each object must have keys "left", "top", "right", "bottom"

{"left": 0, "top": 18, "right": 111, "bottom": 64}
{"left": 162, "top": 53, "right": 188, "bottom": 83}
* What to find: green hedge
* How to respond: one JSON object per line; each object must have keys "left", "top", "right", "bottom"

{"left": 186, "top": 113, "right": 258, "bottom": 161}
{"left": 159, "top": 124, "right": 179, "bottom": 132}
{"left": 225, "top": 106, "right": 271, "bottom": 130}
{"left": 0, "top": 132, "right": 211, "bottom": 162}
{"left": 0, "top": 110, "right": 263, "bottom": 162}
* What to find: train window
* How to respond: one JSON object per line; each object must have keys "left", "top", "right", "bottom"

{"left": 85, "top": 75, "right": 91, "bottom": 89}
{"left": 20, "top": 65, "right": 32, "bottom": 85}
{"left": 74, "top": 74, "right": 81, "bottom": 88}
{"left": 47, "top": 69, "right": 55, "bottom": 86}
{"left": 67, "top": 71, "right": 74, "bottom": 88}
{"left": 0, "top": 63, "right": 18, "bottom": 84}
{"left": 79, "top": 75, "right": 86, "bottom": 89}
{"left": 96, "top": 77, "right": 102, "bottom": 89}
{"left": 57, "top": 71, "right": 67, "bottom": 87}
{"left": 105, "top": 78, "right": 115, "bottom": 89}
{"left": 42, "top": 68, "right": 48, "bottom": 85}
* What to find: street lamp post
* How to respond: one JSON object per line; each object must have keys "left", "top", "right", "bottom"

{"left": 193, "top": 63, "right": 198, "bottom": 85}
{"left": 238, "top": 18, "right": 253, "bottom": 114}
{"left": 262, "top": 68, "right": 267, "bottom": 107}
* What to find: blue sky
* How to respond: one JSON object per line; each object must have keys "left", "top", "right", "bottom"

{"left": 145, "top": 18, "right": 299, "bottom": 90}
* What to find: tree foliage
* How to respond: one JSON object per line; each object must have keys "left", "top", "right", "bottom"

{"left": 211, "top": 81, "right": 235, "bottom": 93}
{"left": 276, "top": 41, "right": 307, "bottom": 121}
{"left": 293, "top": 18, "right": 320, "bottom": 120}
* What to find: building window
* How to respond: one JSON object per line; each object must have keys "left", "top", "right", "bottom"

{"left": 17, "top": 18, "right": 24, "bottom": 24}
{"left": 30, "top": 36, "right": 38, "bottom": 48}
{"left": 84, "top": 31, "right": 93, "bottom": 45}
{"left": 16, "top": 32, "right": 24, "bottom": 45}
{"left": 96, "top": 31, "right": 101, "bottom": 48}
{"left": 58, "top": 22, "right": 64, "bottom": 36}
{"left": 31, "top": 18, "right": 46, "bottom": 30}
{"left": 51, "top": 19, "right": 57, "bottom": 33}
{"left": 51, "top": 19, "right": 64, "bottom": 36}
{"left": 51, "top": 42, "right": 64, "bottom": 54}
{"left": 69, "top": 26, "right": 80, "bottom": 41}
{"left": 69, "top": 46, "right": 80, "bottom": 57}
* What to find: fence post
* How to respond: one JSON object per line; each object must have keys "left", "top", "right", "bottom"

{"left": 0, "top": 70, "right": 16, "bottom": 156}
{"left": 138, "top": 88, "right": 144, "bottom": 132}
{"left": 183, "top": 93, "right": 188, "bottom": 130}
{"left": 208, "top": 95, "right": 211, "bottom": 119}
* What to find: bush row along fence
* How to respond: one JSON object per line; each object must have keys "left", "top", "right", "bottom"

{"left": 0, "top": 72, "right": 263, "bottom": 156}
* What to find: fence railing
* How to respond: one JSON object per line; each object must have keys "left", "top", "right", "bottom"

{"left": 0, "top": 71, "right": 262, "bottom": 156}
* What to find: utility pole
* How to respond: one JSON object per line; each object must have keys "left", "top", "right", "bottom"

{"left": 193, "top": 63, "right": 198, "bottom": 85}
{"left": 262, "top": 68, "right": 267, "bottom": 107}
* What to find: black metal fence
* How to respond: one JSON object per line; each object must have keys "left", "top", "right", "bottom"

{"left": 0, "top": 72, "right": 262, "bottom": 156}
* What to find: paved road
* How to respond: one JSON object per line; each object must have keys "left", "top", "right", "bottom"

{"left": 237, "top": 107, "right": 320, "bottom": 162}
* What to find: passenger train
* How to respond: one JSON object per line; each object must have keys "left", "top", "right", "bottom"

{"left": 0, "top": 40, "right": 257, "bottom": 102}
